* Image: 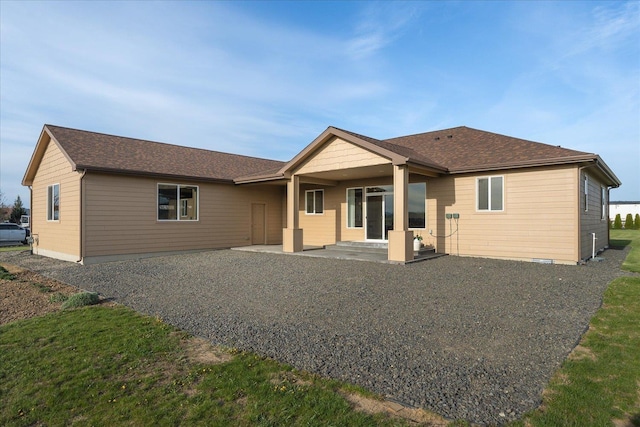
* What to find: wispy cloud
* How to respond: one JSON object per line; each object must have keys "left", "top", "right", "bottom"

{"left": 345, "top": 2, "right": 424, "bottom": 60}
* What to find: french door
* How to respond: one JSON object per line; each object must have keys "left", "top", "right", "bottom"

{"left": 366, "top": 187, "right": 393, "bottom": 240}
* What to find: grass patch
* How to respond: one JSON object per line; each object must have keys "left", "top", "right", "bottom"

{"left": 30, "top": 282, "right": 53, "bottom": 293}
{"left": 611, "top": 229, "right": 640, "bottom": 273}
{"left": 61, "top": 291, "right": 100, "bottom": 309}
{"left": 0, "top": 305, "right": 418, "bottom": 426}
{"left": 515, "top": 229, "right": 640, "bottom": 426}
{"left": 0, "top": 245, "right": 29, "bottom": 252}
{"left": 48, "top": 292, "right": 69, "bottom": 303}
{"left": 0, "top": 266, "right": 16, "bottom": 280}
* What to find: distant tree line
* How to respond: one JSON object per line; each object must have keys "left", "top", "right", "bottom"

{"left": 611, "top": 213, "right": 640, "bottom": 230}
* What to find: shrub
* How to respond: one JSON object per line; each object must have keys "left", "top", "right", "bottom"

{"left": 625, "top": 214, "right": 634, "bottom": 229}
{"left": 613, "top": 214, "right": 623, "bottom": 229}
{"left": 61, "top": 292, "right": 100, "bottom": 309}
{"left": 0, "top": 266, "right": 15, "bottom": 280}
{"left": 635, "top": 214, "right": 640, "bottom": 230}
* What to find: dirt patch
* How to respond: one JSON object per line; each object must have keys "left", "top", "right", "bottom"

{"left": 181, "top": 336, "right": 234, "bottom": 365}
{"left": 341, "top": 391, "right": 449, "bottom": 426}
{"left": 568, "top": 344, "right": 597, "bottom": 361}
{"left": 0, "top": 263, "right": 80, "bottom": 325}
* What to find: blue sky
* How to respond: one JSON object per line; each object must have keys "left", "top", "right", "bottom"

{"left": 1, "top": 0, "right": 638, "bottom": 207}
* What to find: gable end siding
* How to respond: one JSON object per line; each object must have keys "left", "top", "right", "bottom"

{"left": 31, "top": 140, "right": 81, "bottom": 261}
{"left": 296, "top": 137, "right": 388, "bottom": 175}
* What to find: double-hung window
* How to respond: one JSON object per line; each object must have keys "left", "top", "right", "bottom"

{"left": 347, "top": 188, "right": 363, "bottom": 227}
{"left": 158, "top": 184, "right": 199, "bottom": 221}
{"left": 305, "top": 190, "right": 324, "bottom": 214}
{"left": 477, "top": 176, "right": 503, "bottom": 211}
{"left": 47, "top": 184, "right": 60, "bottom": 221}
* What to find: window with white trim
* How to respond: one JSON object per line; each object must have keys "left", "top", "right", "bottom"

{"left": 584, "top": 175, "right": 589, "bottom": 212}
{"left": 601, "top": 186, "right": 606, "bottom": 220}
{"left": 47, "top": 184, "right": 60, "bottom": 221}
{"left": 477, "top": 176, "right": 503, "bottom": 211}
{"left": 408, "top": 182, "right": 426, "bottom": 228}
{"left": 305, "top": 189, "right": 324, "bottom": 214}
{"left": 347, "top": 188, "right": 363, "bottom": 227}
{"left": 158, "top": 184, "right": 199, "bottom": 221}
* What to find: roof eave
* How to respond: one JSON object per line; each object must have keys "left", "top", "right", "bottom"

{"left": 76, "top": 165, "right": 235, "bottom": 184}
{"left": 448, "top": 155, "right": 600, "bottom": 175}
{"left": 22, "top": 125, "right": 78, "bottom": 186}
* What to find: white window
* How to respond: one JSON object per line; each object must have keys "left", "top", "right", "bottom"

{"left": 347, "top": 188, "right": 363, "bottom": 227}
{"left": 305, "top": 190, "right": 324, "bottom": 214}
{"left": 601, "top": 187, "right": 606, "bottom": 220}
{"left": 47, "top": 184, "right": 60, "bottom": 221}
{"left": 408, "top": 182, "right": 426, "bottom": 228}
{"left": 477, "top": 176, "right": 503, "bottom": 211}
{"left": 158, "top": 184, "right": 199, "bottom": 221}
{"left": 584, "top": 175, "right": 589, "bottom": 212}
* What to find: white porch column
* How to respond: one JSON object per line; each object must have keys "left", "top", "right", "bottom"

{"left": 283, "top": 175, "right": 303, "bottom": 252}
{"left": 388, "top": 165, "right": 413, "bottom": 262}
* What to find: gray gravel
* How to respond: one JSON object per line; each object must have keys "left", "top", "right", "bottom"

{"left": 1, "top": 247, "right": 630, "bottom": 425}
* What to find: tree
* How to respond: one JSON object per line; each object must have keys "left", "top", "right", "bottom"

{"left": 635, "top": 214, "right": 640, "bottom": 230}
{"left": 9, "top": 195, "right": 27, "bottom": 224}
{"left": 613, "top": 214, "right": 623, "bottom": 229}
{"left": 624, "top": 213, "right": 634, "bottom": 229}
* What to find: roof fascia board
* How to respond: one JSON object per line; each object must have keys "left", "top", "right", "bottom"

{"left": 78, "top": 167, "right": 235, "bottom": 185}
{"left": 448, "top": 155, "right": 600, "bottom": 175}
{"left": 277, "top": 126, "right": 407, "bottom": 176}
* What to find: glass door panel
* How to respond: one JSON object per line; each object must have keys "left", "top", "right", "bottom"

{"left": 366, "top": 195, "right": 383, "bottom": 240}
{"left": 384, "top": 194, "right": 394, "bottom": 240}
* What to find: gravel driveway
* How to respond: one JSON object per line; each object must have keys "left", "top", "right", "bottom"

{"left": 0, "top": 248, "right": 629, "bottom": 425}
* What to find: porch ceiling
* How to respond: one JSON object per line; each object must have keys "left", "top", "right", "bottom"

{"left": 298, "top": 163, "right": 440, "bottom": 185}
{"left": 300, "top": 164, "right": 394, "bottom": 183}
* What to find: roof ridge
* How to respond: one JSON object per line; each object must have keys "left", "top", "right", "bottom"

{"left": 45, "top": 124, "right": 285, "bottom": 163}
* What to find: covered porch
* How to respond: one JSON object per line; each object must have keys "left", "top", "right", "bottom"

{"left": 233, "top": 240, "right": 446, "bottom": 264}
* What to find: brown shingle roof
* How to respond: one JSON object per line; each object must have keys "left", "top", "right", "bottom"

{"left": 384, "top": 126, "right": 596, "bottom": 173}
{"left": 45, "top": 125, "right": 285, "bottom": 182}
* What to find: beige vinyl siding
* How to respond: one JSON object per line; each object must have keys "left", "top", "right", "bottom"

{"left": 31, "top": 138, "right": 82, "bottom": 261}
{"left": 426, "top": 166, "right": 579, "bottom": 264}
{"left": 580, "top": 171, "right": 609, "bottom": 260}
{"left": 83, "top": 173, "right": 283, "bottom": 259}
{"left": 296, "top": 137, "right": 387, "bottom": 175}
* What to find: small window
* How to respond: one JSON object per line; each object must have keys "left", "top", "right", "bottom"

{"left": 305, "top": 190, "right": 324, "bottom": 214}
{"left": 47, "top": 184, "right": 60, "bottom": 221}
{"left": 584, "top": 175, "right": 589, "bottom": 212}
{"left": 158, "top": 184, "right": 198, "bottom": 221}
{"left": 347, "top": 188, "right": 363, "bottom": 228}
{"left": 477, "top": 176, "right": 503, "bottom": 211}
{"left": 601, "top": 187, "right": 606, "bottom": 220}
{"left": 408, "top": 182, "right": 426, "bottom": 228}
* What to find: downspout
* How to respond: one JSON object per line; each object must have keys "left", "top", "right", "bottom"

{"left": 28, "top": 185, "right": 33, "bottom": 254}
{"left": 77, "top": 170, "right": 87, "bottom": 263}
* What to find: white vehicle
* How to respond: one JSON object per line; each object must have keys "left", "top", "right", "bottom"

{"left": 20, "top": 215, "right": 30, "bottom": 229}
{"left": 0, "top": 223, "right": 27, "bottom": 244}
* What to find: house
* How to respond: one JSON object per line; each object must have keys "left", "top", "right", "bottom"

{"left": 22, "top": 124, "right": 621, "bottom": 265}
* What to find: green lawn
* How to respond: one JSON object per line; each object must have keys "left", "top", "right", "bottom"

{"left": 0, "top": 306, "right": 422, "bottom": 426}
{"left": 0, "top": 245, "right": 29, "bottom": 252}
{"left": 515, "top": 229, "right": 640, "bottom": 427}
